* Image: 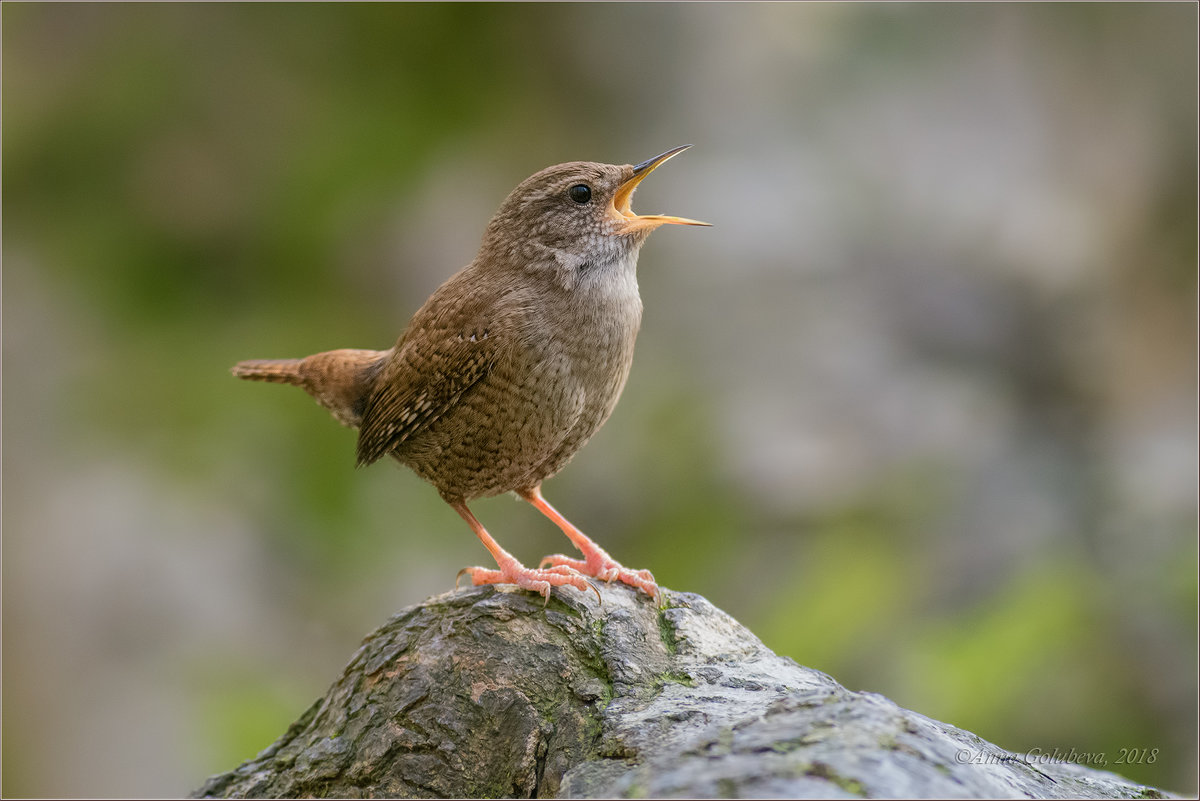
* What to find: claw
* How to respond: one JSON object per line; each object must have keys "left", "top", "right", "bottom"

{"left": 455, "top": 559, "right": 594, "bottom": 603}
{"left": 447, "top": 499, "right": 595, "bottom": 603}
{"left": 454, "top": 566, "right": 471, "bottom": 592}
{"left": 520, "top": 487, "right": 659, "bottom": 600}
{"left": 539, "top": 552, "right": 658, "bottom": 599}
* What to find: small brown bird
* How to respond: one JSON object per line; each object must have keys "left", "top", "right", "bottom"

{"left": 233, "top": 146, "right": 708, "bottom": 601}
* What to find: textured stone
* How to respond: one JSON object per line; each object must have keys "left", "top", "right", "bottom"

{"left": 193, "top": 585, "right": 1173, "bottom": 799}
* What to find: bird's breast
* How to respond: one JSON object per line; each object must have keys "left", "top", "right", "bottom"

{"left": 558, "top": 259, "right": 642, "bottom": 388}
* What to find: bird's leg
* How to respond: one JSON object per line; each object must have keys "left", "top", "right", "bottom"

{"left": 521, "top": 486, "right": 659, "bottom": 599}
{"left": 448, "top": 499, "right": 595, "bottom": 603}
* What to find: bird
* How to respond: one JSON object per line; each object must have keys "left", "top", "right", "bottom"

{"left": 232, "top": 145, "right": 709, "bottom": 602}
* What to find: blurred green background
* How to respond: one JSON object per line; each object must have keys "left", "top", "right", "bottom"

{"left": 3, "top": 3, "right": 1196, "bottom": 796}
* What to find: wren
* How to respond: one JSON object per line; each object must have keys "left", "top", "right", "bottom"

{"left": 233, "top": 145, "right": 709, "bottom": 601}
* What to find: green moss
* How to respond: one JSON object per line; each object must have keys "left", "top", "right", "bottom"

{"left": 656, "top": 610, "right": 679, "bottom": 656}
{"left": 837, "top": 778, "right": 866, "bottom": 797}
{"left": 768, "top": 736, "right": 809, "bottom": 754}
{"left": 653, "top": 671, "right": 696, "bottom": 689}
{"left": 805, "top": 761, "right": 867, "bottom": 797}
{"left": 581, "top": 711, "right": 605, "bottom": 743}
{"left": 544, "top": 594, "right": 584, "bottom": 618}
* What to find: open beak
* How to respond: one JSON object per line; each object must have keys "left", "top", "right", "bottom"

{"left": 612, "top": 144, "right": 711, "bottom": 232}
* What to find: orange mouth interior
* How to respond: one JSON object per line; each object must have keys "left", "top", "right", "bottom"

{"left": 612, "top": 145, "right": 710, "bottom": 230}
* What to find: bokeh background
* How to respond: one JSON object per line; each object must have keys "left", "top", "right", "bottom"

{"left": 3, "top": 3, "right": 1196, "bottom": 796}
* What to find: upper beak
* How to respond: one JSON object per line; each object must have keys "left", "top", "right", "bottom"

{"left": 612, "top": 144, "right": 711, "bottom": 231}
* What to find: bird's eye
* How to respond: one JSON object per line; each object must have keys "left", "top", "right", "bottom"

{"left": 568, "top": 184, "right": 592, "bottom": 204}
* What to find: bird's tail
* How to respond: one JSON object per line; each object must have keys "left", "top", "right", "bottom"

{"left": 231, "top": 358, "right": 306, "bottom": 385}
{"left": 232, "top": 349, "right": 388, "bottom": 429}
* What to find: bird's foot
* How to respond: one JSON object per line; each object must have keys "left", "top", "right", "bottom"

{"left": 456, "top": 558, "right": 598, "bottom": 605}
{"left": 539, "top": 549, "right": 658, "bottom": 600}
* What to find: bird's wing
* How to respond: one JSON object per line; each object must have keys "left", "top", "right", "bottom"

{"left": 355, "top": 308, "right": 506, "bottom": 468}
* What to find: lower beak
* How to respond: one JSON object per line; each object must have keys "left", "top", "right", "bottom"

{"left": 612, "top": 145, "right": 711, "bottom": 231}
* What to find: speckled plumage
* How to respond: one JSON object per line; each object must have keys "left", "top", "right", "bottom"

{"left": 233, "top": 147, "right": 707, "bottom": 600}
{"left": 354, "top": 241, "right": 642, "bottom": 502}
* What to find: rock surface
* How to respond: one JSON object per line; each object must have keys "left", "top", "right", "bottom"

{"left": 193, "top": 584, "right": 1172, "bottom": 799}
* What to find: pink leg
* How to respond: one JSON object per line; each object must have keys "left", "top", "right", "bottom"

{"left": 448, "top": 499, "right": 595, "bottom": 603}
{"left": 520, "top": 486, "right": 659, "bottom": 600}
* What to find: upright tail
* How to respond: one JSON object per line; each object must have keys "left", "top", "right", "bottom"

{"left": 232, "top": 349, "right": 388, "bottom": 429}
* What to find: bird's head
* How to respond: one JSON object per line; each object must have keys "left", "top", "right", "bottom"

{"left": 478, "top": 146, "right": 709, "bottom": 288}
